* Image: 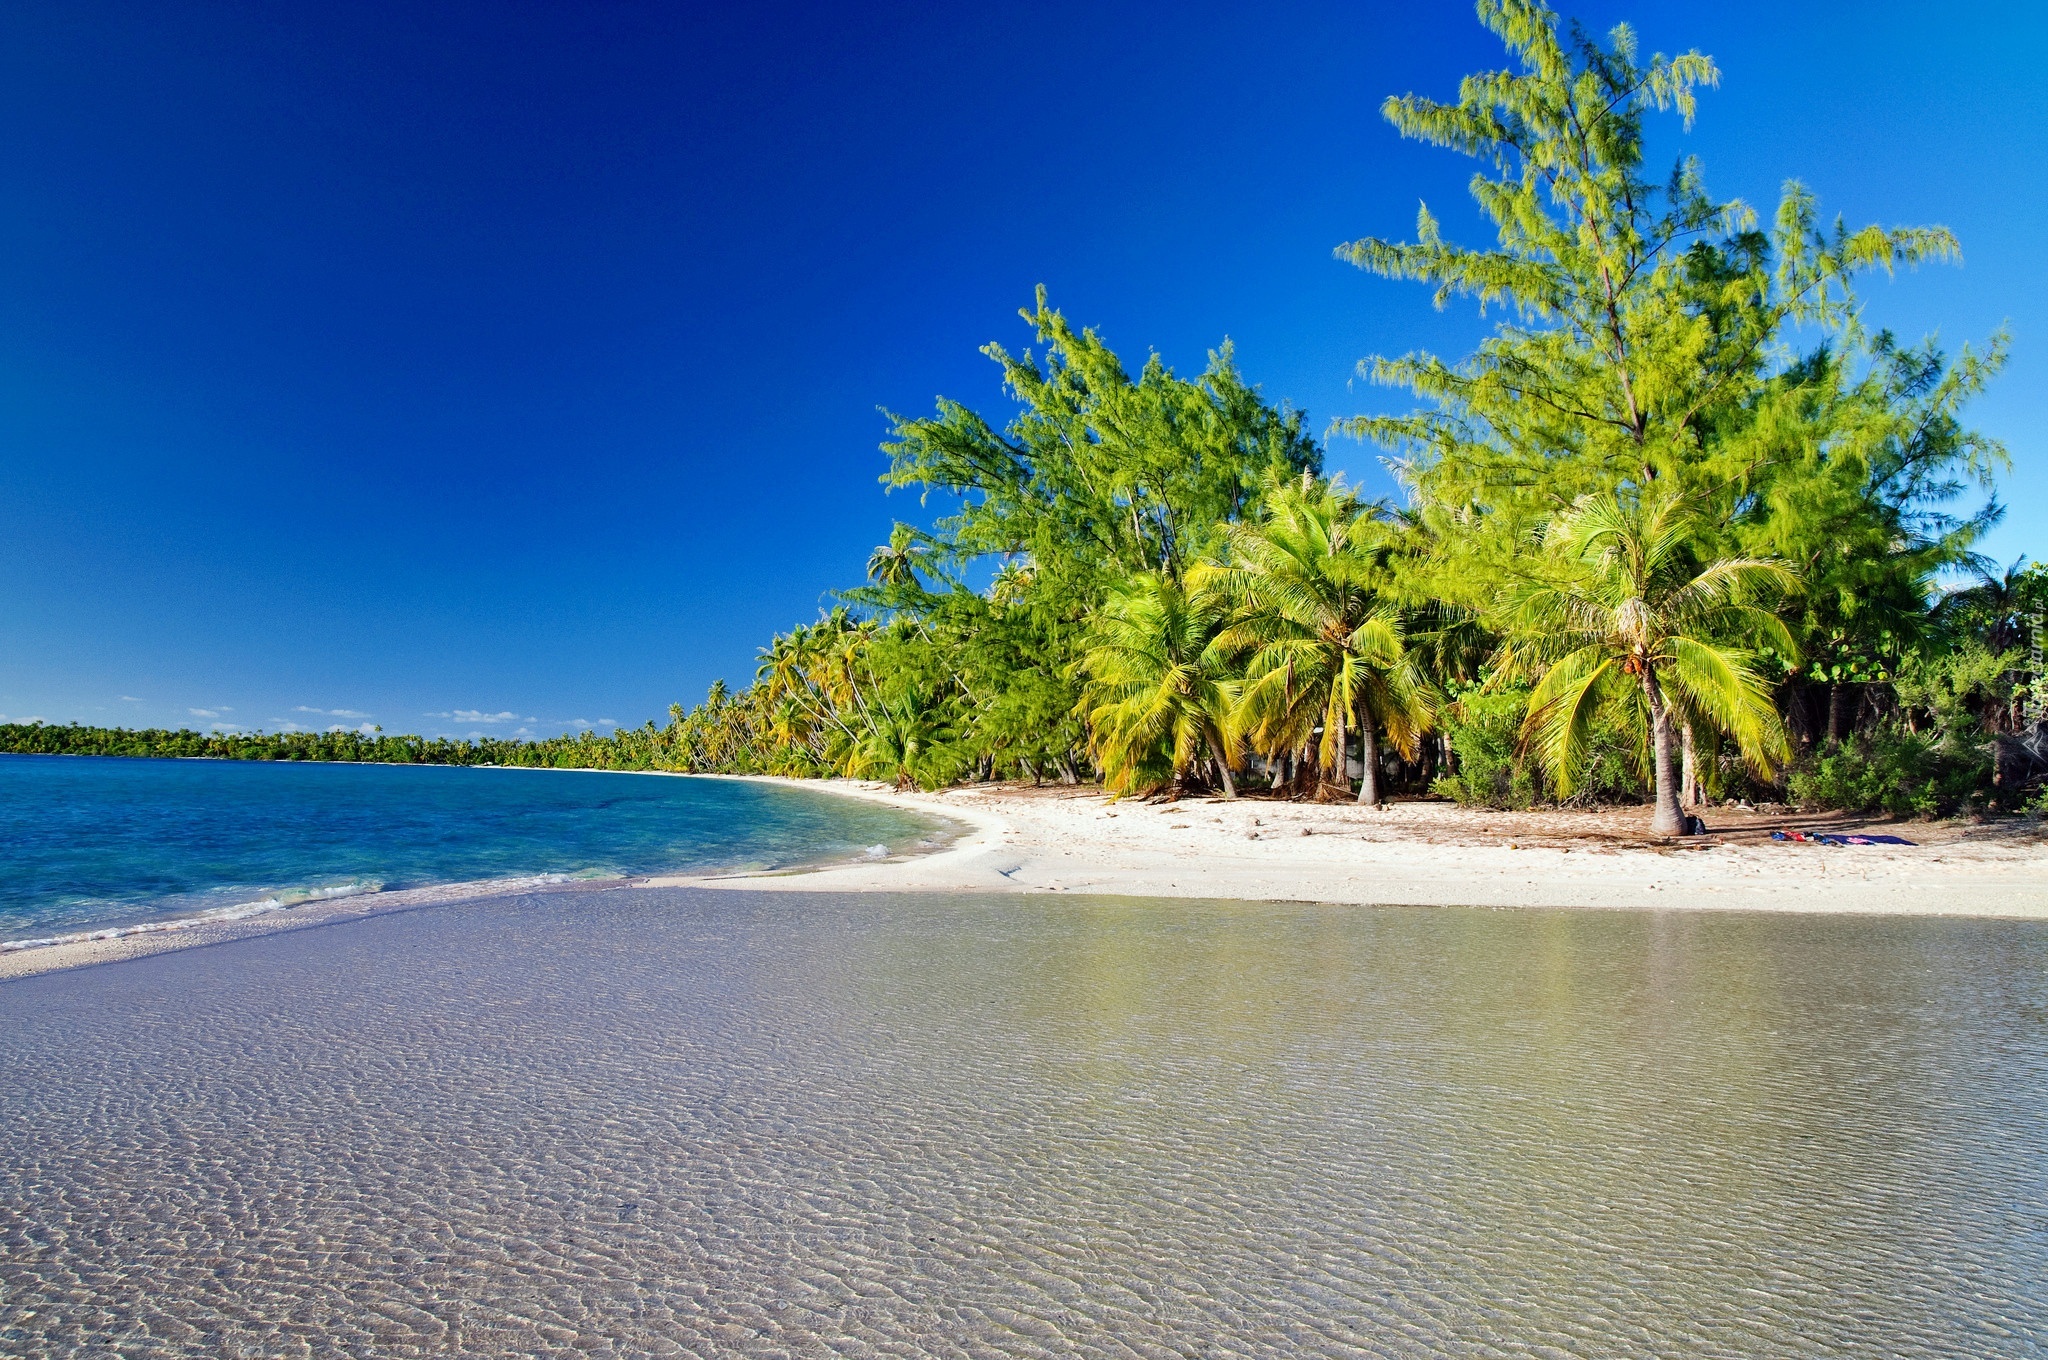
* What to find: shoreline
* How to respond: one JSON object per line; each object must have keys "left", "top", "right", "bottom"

{"left": 662, "top": 776, "right": 2048, "bottom": 920}
{"left": 0, "top": 774, "right": 960, "bottom": 983}
{"left": 7, "top": 773, "right": 2042, "bottom": 982}
{"left": 0, "top": 873, "right": 637, "bottom": 983}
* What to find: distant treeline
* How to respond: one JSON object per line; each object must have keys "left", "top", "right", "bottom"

{"left": 0, "top": 722, "right": 685, "bottom": 771}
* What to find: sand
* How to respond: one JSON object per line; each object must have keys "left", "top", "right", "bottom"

{"left": 660, "top": 777, "right": 2048, "bottom": 919}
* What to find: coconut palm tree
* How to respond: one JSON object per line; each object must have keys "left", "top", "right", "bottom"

{"left": 1075, "top": 571, "right": 1241, "bottom": 798}
{"left": 843, "top": 688, "right": 953, "bottom": 790}
{"left": 755, "top": 627, "right": 811, "bottom": 701}
{"left": 866, "top": 523, "right": 939, "bottom": 590}
{"left": 1199, "top": 475, "right": 1431, "bottom": 804}
{"left": 1503, "top": 490, "right": 1799, "bottom": 836}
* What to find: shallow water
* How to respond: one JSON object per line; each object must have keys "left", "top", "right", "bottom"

{"left": 2, "top": 891, "right": 2044, "bottom": 1357}
{"left": 0, "top": 755, "right": 937, "bottom": 944}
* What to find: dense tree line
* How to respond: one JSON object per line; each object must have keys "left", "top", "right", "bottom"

{"left": 0, "top": 721, "right": 689, "bottom": 770}
{"left": 13, "top": 3, "right": 2042, "bottom": 830}
{"left": 659, "top": 1, "right": 2045, "bottom": 830}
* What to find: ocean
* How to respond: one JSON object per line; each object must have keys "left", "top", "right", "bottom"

{"left": 0, "top": 753, "right": 942, "bottom": 948}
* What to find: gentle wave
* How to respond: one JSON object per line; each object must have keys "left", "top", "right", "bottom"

{"left": 0, "top": 836, "right": 929, "bottom": 958}
{"left": 0, "top": 869, "right": 661, "bottom": 954}
{"left": 0, "top": 879, "right": 392, "bottom": 953}
{"left": 1, "top": 758, "right": 946, "bottom": 948}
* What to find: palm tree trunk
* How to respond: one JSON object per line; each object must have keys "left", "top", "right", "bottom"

{"left": 1328, "top": 707, "right": 1348, "bottom": 800}
{"left": 1681, "top": 723, "right": 1700, "bottom": 807}
{"left": 1644, "top": 671, "right": 1686, "bottom": 836}
{"left": 1204, "top": 728, "right": 1237, "bottom": 799}
{"left": 1356, "top": 716, "right": 1381, "bottom": 806}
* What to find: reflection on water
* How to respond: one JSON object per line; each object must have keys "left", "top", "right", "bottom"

{"left": 2, "top": 891, "right": 2043, "bottom": 1357}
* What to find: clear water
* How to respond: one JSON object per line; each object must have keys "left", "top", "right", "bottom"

{"left": 2, "top": 890, "right": 2043, "bottom": 1357}
{"left": 0, "top": 754, "right": 939, "bottom": 943}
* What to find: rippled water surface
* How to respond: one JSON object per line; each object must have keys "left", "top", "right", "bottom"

{"left": 3, "top": 891, "right": 2044, "bottom": 1357}
{"left": 0, "top": 755, "right": 937, "bottom": 942}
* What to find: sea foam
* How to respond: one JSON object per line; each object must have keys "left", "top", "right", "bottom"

{"left": 0, "top": 879, "right": 386, "bottom": 953}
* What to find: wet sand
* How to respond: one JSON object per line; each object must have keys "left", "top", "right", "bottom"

{"left": 4, "top": 886, "right": 2044, "bottom": 1357}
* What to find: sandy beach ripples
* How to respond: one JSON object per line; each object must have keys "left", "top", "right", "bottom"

{"left": 2, "top": 889, "right": 2044, "bottom": 1357}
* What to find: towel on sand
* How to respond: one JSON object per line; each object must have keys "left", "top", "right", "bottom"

{"left": 1771, "top": 830, "right": 1915, "bottom": 847}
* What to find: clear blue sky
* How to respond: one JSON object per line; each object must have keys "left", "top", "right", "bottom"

{"left": 2, "top": 1, "right": 2040, "bottom": 739}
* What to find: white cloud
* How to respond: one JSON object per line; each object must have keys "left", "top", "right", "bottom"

{"left": 425, "top": 709, "right": 520, "bottom": 724}
{"left": 598, "top": 718, "right": 617, "bottom": 726}
{"left": 209, "top": 723, "right": 241, "bottom": 733}
{"left": 120, "top": 695, "right": 142, "bottom": 703}
{"left": 0, "top": 714, "right": 46, "bottom": 724}
{"left": 295, "top": 705, "right": 370, "bottom": 719}
{"left": 189, "top": 708, "right": 218, "bottom": 719}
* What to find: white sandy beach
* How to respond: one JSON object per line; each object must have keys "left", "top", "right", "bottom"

{"left": 664, "top": 777, "right": 2048, "bottom": 919}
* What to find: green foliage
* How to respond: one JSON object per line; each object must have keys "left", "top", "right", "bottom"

{"left": 1075, "top": 573, "right": 1241, "bottom": 797}
{"left": 1787, "top": 723, "right": 1990, "bottom": 818}
{"left": 1323, "top": 0, "right": 2009, "bottom": 826}
{"left": 829, "top": 289, "right": 1321, "bottom": 788}
{"left": 1500, "top": 489, "right": 1795, "bottom": 830}
{"left": 1431, "top": 688, "right": 1540, "bottom": 808}
{"left": 1431, "top": 685, "right": 1645, "bottom": 809}
{"left": 1198, "top": 473, "right": 1431, "bottom": 803}
{"left": 0, "top": 721, "right": 685, "bottom": 770}
{"left": 1338, "top": 0, "right": 1969, "bottom": 547}
{"left": 879, "top": 287, "right": 1320, "bottom": 594}
{"left": 1892, "top": 640, "right": 2014, "bottom": 738}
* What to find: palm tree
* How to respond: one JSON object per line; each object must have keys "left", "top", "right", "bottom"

{"left": 843, "top": 689, "right": 953, "bottom": 790}
{"left": 1504, "top": 491, "right": 1799, "bottom": 836}
{"left": 866, "top": 523, "right": 938, "bottom": 590}
{"left": 756, "top": 627, "right": 811, "bottom": 701}
{"left": 1935, "top": 557, "right": 2037, "bottom": 655}
{"left": 989, "top": 559, "right": 1035, "bottom": 606}
{"left": 1199, "top": 475, "right": 1431, "bottom": 804}
{"left": 1075, "top": 571, "right": 1241, "bottom": 798}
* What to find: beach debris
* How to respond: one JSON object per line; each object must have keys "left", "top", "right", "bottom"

{"left": 864, "top": 844, "right": 889, "bottom": 858}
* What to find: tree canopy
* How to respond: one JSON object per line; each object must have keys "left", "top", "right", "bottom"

{"left": 34, "top": 1, "right": 2038, "bottom": 825}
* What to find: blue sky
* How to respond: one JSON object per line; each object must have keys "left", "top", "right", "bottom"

{"left": 1, "top": 0, "right": 2041, "bottom": 739}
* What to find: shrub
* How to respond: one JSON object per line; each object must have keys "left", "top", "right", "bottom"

{"left": 1787, "top": 722, "right": 1990, "bottom": 817}
{"left": 1431, "top": 688, "right": 1540, "bottom": 808}
{"left": 1430, "top": 688, "right": 1648, "bottom": 809}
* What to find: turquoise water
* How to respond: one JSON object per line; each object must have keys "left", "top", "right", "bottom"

{"left": 0, "top": 754, "right": 941, "bottom": 945}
